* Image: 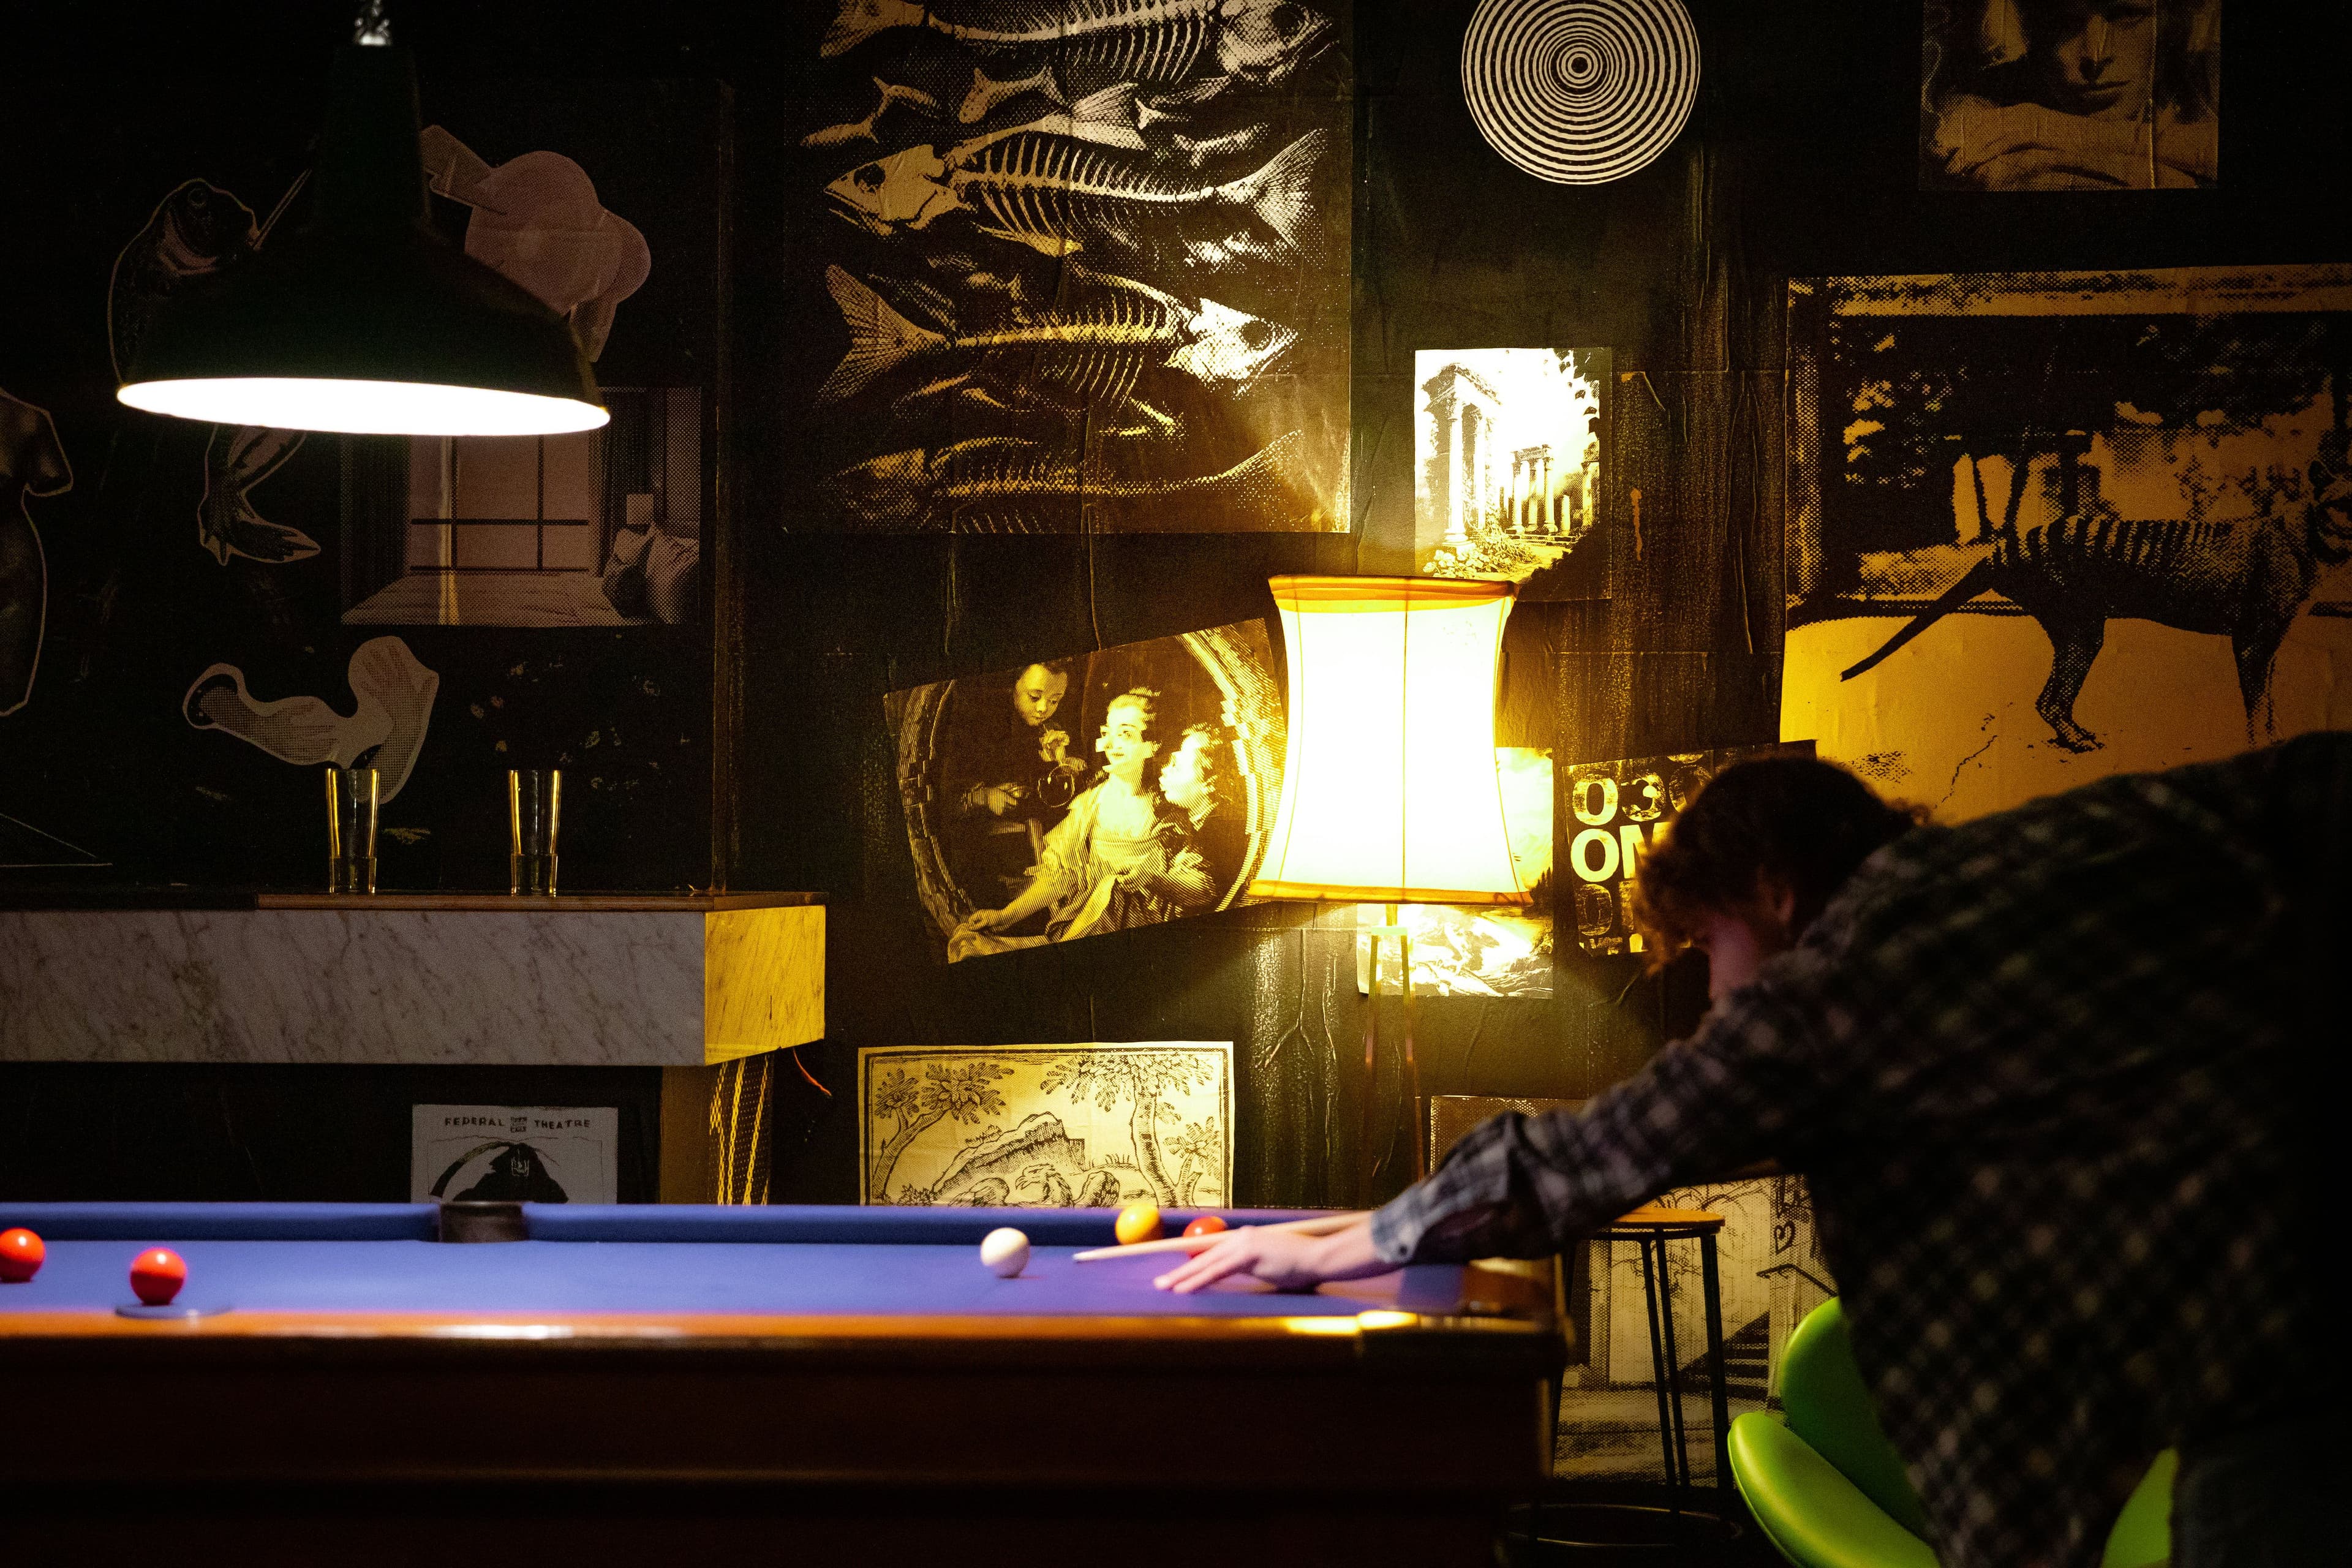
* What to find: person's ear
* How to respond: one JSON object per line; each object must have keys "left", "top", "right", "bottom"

{"left": 1754, "top": 870, "right": 1798, "bottom": 936}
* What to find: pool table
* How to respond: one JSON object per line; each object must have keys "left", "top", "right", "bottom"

{"left": 0, "top": 1202, "right": 1562, "bottom": 1566}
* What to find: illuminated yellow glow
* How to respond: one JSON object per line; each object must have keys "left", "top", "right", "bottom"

{"left": 1251, "top": 577, "right": 1528, "bottom": 903}
{"left": 118, "top": 377, "right": 609, "bottom": 437}
{"left": 421, "top": 1324, "right": 579, "bottom": 1340}
{"left": 1353, "top": 1310, "right": 1417, "bottom": 1330}
{"left": 1283, "top": 1317, "right": 1361, "bottom": 1336}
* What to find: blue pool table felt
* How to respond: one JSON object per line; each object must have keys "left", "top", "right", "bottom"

{"left": 0, "top": 1204, "right": 1461, "bottom": 1319}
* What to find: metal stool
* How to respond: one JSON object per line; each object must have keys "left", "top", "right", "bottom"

{"left": 1594, "top": 1205, "right": 1733, "bottom": 1523}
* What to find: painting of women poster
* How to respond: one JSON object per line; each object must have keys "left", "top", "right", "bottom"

{"left": 886, "top": 621, "right": 1284, "bottom": 962}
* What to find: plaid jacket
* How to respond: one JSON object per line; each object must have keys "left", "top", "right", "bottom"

{"left": 1371, "top": 736, "right": 2345, "bottom": 1568}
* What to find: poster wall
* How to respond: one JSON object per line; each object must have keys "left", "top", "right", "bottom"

{"left": 1785, "top": 266, "right": 2352, "bottom": 821}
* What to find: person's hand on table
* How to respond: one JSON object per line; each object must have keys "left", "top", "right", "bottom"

{"left": 1153, "top": 1216, "right": 1387, "bottom": 1294}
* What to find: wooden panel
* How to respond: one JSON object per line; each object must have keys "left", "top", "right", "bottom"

{"left": 657, "top": 1064, "right": 718, "bottom": 1204}
{"left": 701, "top": 903, "right": 825, "bottom": 1063}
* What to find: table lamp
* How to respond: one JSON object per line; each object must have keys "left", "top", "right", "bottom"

{"left": 1249, "top": 575, "right": 1529, "bottom": 1195}
{"left": 115, "top": 2, "right": 606, "bottom": 438}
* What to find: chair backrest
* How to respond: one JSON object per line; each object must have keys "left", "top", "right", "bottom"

{"left": 1779, "top": 1297, "right": 1932, "bottom": 1538}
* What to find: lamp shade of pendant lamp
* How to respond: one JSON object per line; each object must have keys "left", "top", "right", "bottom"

{"left": 116, "top": 42, "right": 605, "bottom": 438}
{"left": 1250, "top": 576, "right": 1529, "bottom": 906}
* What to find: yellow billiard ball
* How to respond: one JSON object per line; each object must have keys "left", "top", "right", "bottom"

{"left": 1115, "top": 1202, "right": 1162, "bottom": 1245}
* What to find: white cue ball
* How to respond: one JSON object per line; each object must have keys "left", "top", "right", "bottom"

{"left": 979, "top": 1227, "right": 1030, "bottom": 1278}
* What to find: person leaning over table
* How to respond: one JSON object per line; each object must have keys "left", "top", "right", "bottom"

{"left": 1158, "top": 738, "right": 2342, "bottom": 1568}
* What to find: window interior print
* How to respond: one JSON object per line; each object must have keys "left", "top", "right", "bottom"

{"left": 341, "top": 386, "right": 703, "bottom": 627}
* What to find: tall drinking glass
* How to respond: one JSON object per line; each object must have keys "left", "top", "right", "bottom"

{"left": 325, "top": 766, "right": 379, "bottom": 895}
{"left": 509, "top": 769, "right": 561, "bottom": 896}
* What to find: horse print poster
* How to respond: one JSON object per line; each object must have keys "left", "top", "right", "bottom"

{"left": 1784, "top": 265, "right": 2352, "bottom": 820}
{"left": 885, "top": 620, "right": 1284, "bottom": 961}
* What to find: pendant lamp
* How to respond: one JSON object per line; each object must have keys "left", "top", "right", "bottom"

{"left": 116, "top": 10, "right": 605, "bottom": 438}
{"left": 1249, "top": 575, "right": 1528, "bottom": 1194}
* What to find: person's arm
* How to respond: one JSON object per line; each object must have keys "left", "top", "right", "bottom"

{"left": 964, "top": 791, "right": 1091, "bottom": 930}
{"left": 1155, "top": 1215, "right": 1385, "bottom": 1293}
{"left": 1156, "top": 948, "right": 1847, "bottom": 1292}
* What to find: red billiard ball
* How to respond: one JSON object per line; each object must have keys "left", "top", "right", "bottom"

{"left": 130, "top": 1248, "right": 187, "bottom": 1306}
{"left": 1182, "top": 1215, "right": 1227, "bottom": 1238}
{"left": 0, "top": 1228, "right": 42, "bottom": 1283}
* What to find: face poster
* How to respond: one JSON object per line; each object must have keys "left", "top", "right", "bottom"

{"left": 782, "top": 2, "right": 1351, "bottom": 532}
{"left": 1412, "top": 348, "right": 1611, "bottom": 598}
{"left": 1921, "top": 1, "right": 2219, "bottom": 190}
{"left": 885, "top": 621, "right": 1284, "bottom": 962}
{"left": 858, "top": 1042, "right": 1231, "bottom": 1208}
{"left": 1784, "top": 266, "right": 2352, "bottom": 821}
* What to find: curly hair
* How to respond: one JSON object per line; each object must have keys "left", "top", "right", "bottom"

{"left": 1175, "top": 721, "right": 1234, "bottom": 810}
{"left": 1628, "top": 756, "right": 1926, "bottom": 971}
{"left": 1105, "top": 685, "right": 1159, "bottom": 739}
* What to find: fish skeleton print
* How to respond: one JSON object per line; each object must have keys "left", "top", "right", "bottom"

{"left": 824, "top": 429, "right": 1304, "bottom": 531}
{"left": 826, "top": 124, "right": 1325, "bottom": 273}
{"left": 820, "top": 0, "right": 1334, "bottom": 124}
{"left": 816, "top": 264, "right": 1294, "bottom": 432}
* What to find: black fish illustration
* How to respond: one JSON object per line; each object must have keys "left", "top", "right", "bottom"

{"left": 816, "top": 264, "right": 1294, "bottom": 417}
{"left": 823, "top": 430, "right": 1306, "bottom": 532}
{"left": 821, "top": 0, "right": 1334, "bottom": 122}
{"left": 826, "top": 127, "right": 1325, "bottom": 269}
{"left": 108, "top": 179, "right": 258, "bottom": 382}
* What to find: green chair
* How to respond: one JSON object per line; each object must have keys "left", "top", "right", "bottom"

{"left": 1728, "top": 1298, "right": 2175, "bottom": 1568}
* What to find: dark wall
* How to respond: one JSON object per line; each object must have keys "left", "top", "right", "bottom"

{"left": 6, "top": 2, "right": 2348, "bottom": 1205}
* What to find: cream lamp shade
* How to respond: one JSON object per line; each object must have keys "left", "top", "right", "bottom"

{"left": 1250, "top": 576, "right": 1529, "bottom": 905}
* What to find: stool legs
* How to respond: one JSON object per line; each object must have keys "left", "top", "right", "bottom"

{"left": 1656, "top": 1238, "right": 1692, "bottom": 1498}
{"left": 1701, "top": 1232, "right": 1732, "bottom": 1508}
{"left": 1635, "top": 1238, "right": 1679, "bottom": 1515}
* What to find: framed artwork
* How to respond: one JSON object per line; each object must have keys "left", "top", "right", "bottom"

{"left": 858, "top": 1042, "right": 1233, "bottom": 1209}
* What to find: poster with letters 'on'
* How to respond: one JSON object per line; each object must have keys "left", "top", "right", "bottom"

{"left": 1558, "top": 742, "right": 1813, "bottom": 958}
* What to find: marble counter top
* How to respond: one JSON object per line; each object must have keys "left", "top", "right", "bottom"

{"left": 0, "top": 895, "right": 824, "bottom": 1067}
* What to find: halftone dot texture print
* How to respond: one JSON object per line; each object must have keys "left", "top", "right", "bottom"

{"left": 1462, "top": 0, "right": 1701, "bottom": 185}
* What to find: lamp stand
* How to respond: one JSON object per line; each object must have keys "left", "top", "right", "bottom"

{"left": 1359, "top": 902, "right": 1428, "bottom": 1205}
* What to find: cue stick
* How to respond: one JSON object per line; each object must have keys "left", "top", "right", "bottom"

{"left": 1069, "top": 1212, "right": 1369, "bottom": 1262}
